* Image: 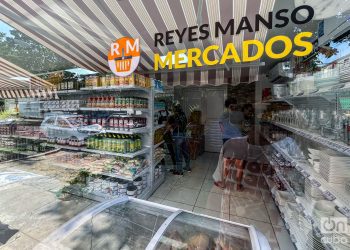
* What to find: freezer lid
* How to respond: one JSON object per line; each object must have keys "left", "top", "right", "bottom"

{"left": 35, "top": 197, "right": 270, "bottom": 250}
{"left": 149, "top": 210, "right": 267, "bottom": 250}
{"left": 35, "top": 197, "right": 174, "bottom": 250}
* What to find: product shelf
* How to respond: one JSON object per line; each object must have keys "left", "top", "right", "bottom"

{"left": 153, "top": 172, "right": 165, "bottom": 193}
{"left": 269, "top": 121, "right": 350, "bottom": 157}
{"left": 83, "top": 147, "right": 150, "bottom": 158}
{"left": 153, "top": 156, "right": 165, "bottom": 167}
{"left": 154, "top": 124, "right": 165, "bottom": 131}
{"left": 262, "top": 149, "right": 333, "bottom": 249}
{"left": 79, "top": 126, "right": 148, "bottom": 135}
{"left": 154, "top": 141, "right": 164, "bottom": 149}
{"left": 101, "top": 166, "right": 150, "bottom": 182}
{"left": 50, "top": 144, "right": 150, "bottom": 158}
{"left": 266, "top": 137, "right": 350, "bottom": 218}
{"left": 80, "top": 85, "right": 151, "bottom": 92}
{"left": 79, "top": 107, "right": 149, "bottom": 115}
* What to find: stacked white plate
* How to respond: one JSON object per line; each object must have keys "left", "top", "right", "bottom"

{"left": 275, "top": 190, "right": 294, "bottom": 206}
{"left": 285, "top": 202, "right": 298, "bottom": 220}
{"left": 319, "top": 150, "right": 350, "bottom": 184}
{"left": 298, "top": 215, "right": 313, "bottom": 232}
{"left": 313, "top": 200, "right": 335, "bottom": 221}
{"left": 308, "top": 148, "right": 321, "bottom": 173}
{"left": 305, "top": 179, "right": 323, "bottom": 201}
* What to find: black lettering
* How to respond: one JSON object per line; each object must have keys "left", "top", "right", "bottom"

{"left": 275, "top": 9, "right": 289, "bottom": 28}
{"left": 188, "top": 26, "right": 198, "bottom": 42}
{"left": 165, "top": 30, "right": 175, "bottom": 45}
{"left": 255, "top": 12, "right": 272, "bottom": 31}
{"left": 215, "top": 19, "right": 234, "bottom": 37}
{"left": 154, "top": 33, "right": 164, "bottom": 47}
{"left": 236, "top": 17, "right": 253, "bottom": 34}
{"left": 175, "top": 28, "right": 187, "bottom": 43}
{"left": 291, "top": 5, "right": 314, "bottom": 24}
{"left": 199, "top": 24, "right": 210, "bottom": 40}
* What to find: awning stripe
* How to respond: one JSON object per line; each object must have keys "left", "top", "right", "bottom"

{"left": 0, "top": 0, "right": 276, "bottom": 86}
{"left": 8, "top": 0, "right": 108, "bottom": 72}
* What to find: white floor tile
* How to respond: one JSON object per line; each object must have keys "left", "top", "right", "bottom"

{"left": 265, "top": 203, "right": 284, "bottom": 227}
{"left": 273, "top": 226, "right": 296, "bottom": 250}
{"left": 151, "top": 184, "right": 172, "bottom": 199}
{"left": 201, "top": 179, "right": 225, "bottom": 194}
{"left": 147, "top": 196, "right": 163, "bottom": 204}
{"left": 161, "top": 200, "right": 193, "bottom": 212}
{"left": 230, "top": 196, "right": 270, "bottom": 223}
{"left": 166, "top": 187, "right": 200, "bottom": 206}
{"left": 173, "top": 176, "right": 204, "bottom": 190}
{"left": 195, "top": 191, "right": 230, "bottom": 214}
{"left": 261, "top": 190, "right": 275, "bottom": 204}
{"left": 226, "top": 184, "right": 263, "bottom": 201}
{"left": 193, "top": 207, "right": 230, "bottom": 220}
{"left": 229, "top": 216, "right": 280, "bottom": 250}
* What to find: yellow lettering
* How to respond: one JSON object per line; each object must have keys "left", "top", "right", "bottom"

{"left": 174, "top": 49, "right": 187, "bottom": 69}
{"left": 154, "top": 52, "right": 172, "bottom": 71}
{"left": 203, "top": 45, "right": 219, "bottom": 66}
{"left": 187, "top": 48, "right": 203, "bottom": 68}
{"left": 242, "top": 40, "right": 264, "bottom": 62}
{"left": 220, "top": 43, "right": 241, "bottom": 64}
{"left": 293, "top": 32, "right": 313, "bottom": 57}
{"left": 265, "top": 35, "right": 292, "bottom": 59}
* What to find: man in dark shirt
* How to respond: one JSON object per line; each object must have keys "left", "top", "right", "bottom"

{"left": 168, "top": 103, "right": 190, "bottom": 175}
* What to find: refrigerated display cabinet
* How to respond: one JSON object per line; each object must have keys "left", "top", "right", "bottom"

{"left": 35, "top": 197, "right": 271, "bottom": 250}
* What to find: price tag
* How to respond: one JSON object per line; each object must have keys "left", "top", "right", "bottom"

{"left": 295, "top": 165, "right": 303, "bottom": 172}
{"left": 297, "top": 203, "right": 304, "bottom": 212}
{"left": 339, "top": 207, "right": 350, "bottom": 218}
{"left": 310, "top": 179, "right": 321, "bottom": 187}
{"left": 313, "top": 227, "right": 322, "bottom": 238}
{"left": 323, "top": 191, "right": 336, "bottom": 201}
{"left": 301, "top": 171, "right": 310, "bottom": 178}
{"left": 305, "top": 215, "right": 314, "bottom": 224}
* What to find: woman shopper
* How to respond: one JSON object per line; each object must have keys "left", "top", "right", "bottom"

{"left": 213, "top": 127, "right": 269, "bottom": 190}
{"left": 169, "top": 103, "right": 190, "bottom": 175}
{"left": 219, "top": 98, "right": 244, "bottom": 144}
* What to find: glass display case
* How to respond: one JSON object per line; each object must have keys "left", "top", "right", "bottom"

{"left": 35, "top": 197, "right": 271, "bottom": 250}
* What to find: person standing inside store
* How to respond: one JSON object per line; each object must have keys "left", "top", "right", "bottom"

{"left": 219, "top": 98, "right": 244, "bottom": 144}
{"left": 241, "top": 103, "right": 254, "bottom": 136}
{"left": 213, "top": 126, "right": 269, "bottom": 191}
{"left": 168, "top": 102, "right": 190, "bottom": 175}
{"left": 215, "top": 98, "right": 244, "bottom": 188}
{"left": 164, "top": 115, "right": 177, "bottom": 171}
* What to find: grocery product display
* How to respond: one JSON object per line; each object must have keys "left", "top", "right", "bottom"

{"left": 86, "top": 96, "right": 148, "bottom": 109}
{"left": 38, "top": 198, "right": 269, "bottom": 250}
{"left": 86, "top": 133, "right": 142, "bottom": 153}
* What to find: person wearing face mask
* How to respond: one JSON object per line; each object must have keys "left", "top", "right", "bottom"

{"left": 219, "top": 98, "right": 244, "bottom": 144}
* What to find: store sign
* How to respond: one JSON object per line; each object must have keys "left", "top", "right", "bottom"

{"left": 108, "top": 37, "right": 140, "bottom": 77}
{"left": 153, "top": 5, "right": 315, "bottom": 71}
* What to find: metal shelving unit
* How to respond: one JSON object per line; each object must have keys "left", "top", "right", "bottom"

{"left": 269, "top": 121, "right": 350, "bottom": 156}
{"left": 101, "top": 166, "right": 150, "bottom": 182}
{"left": 154, "top": 141, "right": 165, "bottom": 149}
{"left": 263, "top": 134, "right": 350, "bottom": 218}
{"left": 40, "top": 83, "right": 165, "bottom": 200}
{"left": 262, "top": 148, "right": 333, "bottom": 250}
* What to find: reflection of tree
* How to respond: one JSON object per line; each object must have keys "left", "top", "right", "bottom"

{"left": 0, "top": 30, "right": 74, "bottom": 74}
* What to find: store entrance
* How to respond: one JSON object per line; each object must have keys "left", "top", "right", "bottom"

{"left": 176, "top": 86, "right": 226, "bottom": 153}
{"left": 203, "top": 88, "right": 225, "bottom": 153}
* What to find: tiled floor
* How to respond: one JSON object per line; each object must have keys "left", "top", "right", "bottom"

{"left": 148, "top": 152, "right": 295, "bottom": 250}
